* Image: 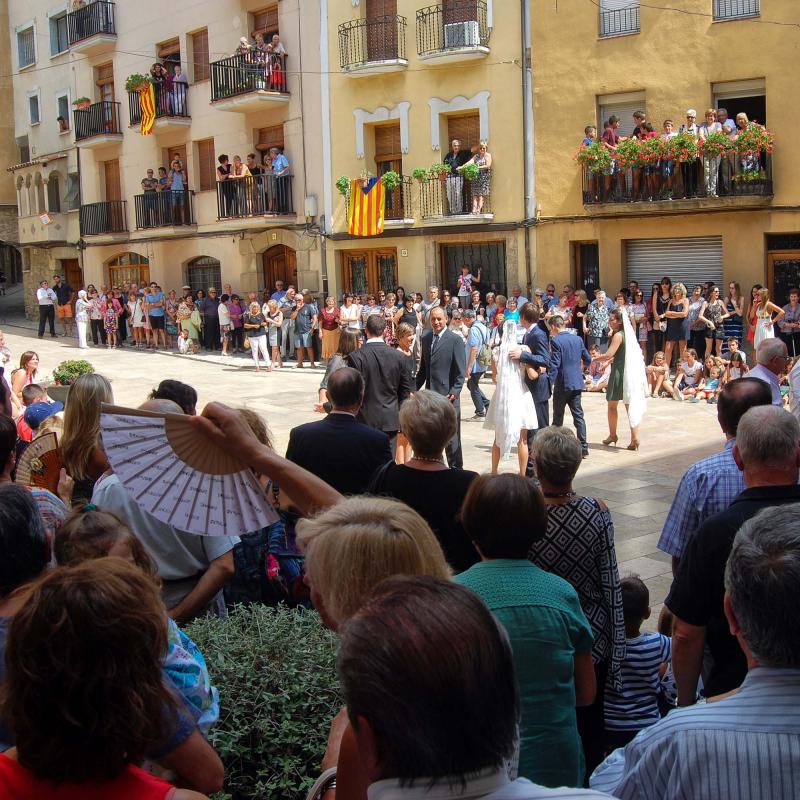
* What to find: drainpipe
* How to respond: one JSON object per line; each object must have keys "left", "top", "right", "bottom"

{"left": 520, "top": 0, "right": 535, "bottom": 292}
{"left": 319, "top": 0, "right": 334, "bottom": 295}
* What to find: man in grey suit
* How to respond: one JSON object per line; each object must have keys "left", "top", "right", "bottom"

{"left": 416, "top": 306, "right": 466, "bottom": 468}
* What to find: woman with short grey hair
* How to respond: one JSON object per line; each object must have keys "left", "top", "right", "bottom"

{"left": 369, "top": 390, "right": 479, "bottom": 572}
{"left": 528, "top": 425, "right": 624, "bottom": 776}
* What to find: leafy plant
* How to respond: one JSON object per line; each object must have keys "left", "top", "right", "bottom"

{"left": 615, "top": 137, "right": 644, "bottom": 169}
{"left": 669, "top": 131, "right": 699, "bottom": 163}
{"left": 52, "top": 359, "right": 94, "bottom": 386}
{"left": 461, "top": 161, "right": 480, "bottom": 181}
{"left": 575, "top": 141, "right": 612, "bottom": 174}
{"left": 640, "top": 135, "right": 666, "bottom": 165}
{"left": 735, "top": 122, "right": 774, "bottom": 157}
{"left": 429, "top": 162, "right": 450, "bottom": 178}
{"left": 186, "top": 605, "right": 342, "bottom": 800}
{"left": 334, "top": 176, "right": 350, "bottom": 197}
{"left": 411, "top": 167, "right": 429, "bottom": 183}
{"left": 380, "top": 170, "right": 401, "bottom": 191}
{"left": 72, "top": 97, "right": 91, "bottom": 107}
{"left": 698, "top": 130, "right": 732, "bottom": 159}
{"left": 125, "top": 73, "right": 153, "bottom": 93}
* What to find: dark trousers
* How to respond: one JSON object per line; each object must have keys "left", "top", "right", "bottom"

{"left": 38, "top": 305, "right": 55, "bottom": 337}
{"left": 552, "top": 387, "right": 588, "bottom": 451}
{"left": 445, "top": 400, "right": 463, "bottom": 469}
{"left": 467, "top": 372, "right": 489, "bottom": 415}
{"left": 681, "top": 161, "right": 698, "bottom": 197}
{"left": 526, "top": 396, "right": 550, "bottom": 477}
{"left": 231, "top": 327, "right": 245, "bottom": 350}
{"left": 202, "top": 316, "right": 220, "bottom": 350}
{"left": 386, "top": 431, "right": 398, "bottom": 457}
{"left": 90, "top": 318, "right": 106, "bottom": 345}
{"left": 577, "top": 659, "right": 608, "bottom": 785}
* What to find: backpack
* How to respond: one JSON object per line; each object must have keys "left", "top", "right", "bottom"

{"left": 476, "top": 323, "right": 493, "bottom": 368}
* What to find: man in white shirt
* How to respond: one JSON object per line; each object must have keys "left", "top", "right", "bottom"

{"left": 36, "top": 280, "right": 58, "bottom": 338}
{"left": 748, "top": 338, "right": 788, "bottom": 406}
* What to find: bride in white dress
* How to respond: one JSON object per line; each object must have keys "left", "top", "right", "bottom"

{"left": 753, "top": 287, "right": 785, "bottom": 350}
{"left": 485, "top": 319, "right": 538, "bottom": 475}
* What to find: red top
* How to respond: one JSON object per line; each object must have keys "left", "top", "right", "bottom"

{"left": 320, "top": 306, "right": 340, "bottom": 331}
{"left": 16, "top": 416, "right": 33, "bottom": 443}
{"left": 0, "top": 757, "right": 176, "bottom": 800}
{"left": 601, "top": 127, "right": 620, "bottom": 147}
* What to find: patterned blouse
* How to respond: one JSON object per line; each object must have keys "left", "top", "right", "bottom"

{"left": 528, "top": 496, "right": 625, "bottom": 690}
{"left": 586, "top": 302, "right": 611, "bottom": 339}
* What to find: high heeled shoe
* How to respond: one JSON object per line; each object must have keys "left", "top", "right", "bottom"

{"left": 627, "top": 440, "right": 640, "bottom": 451}
{"left": 602, "top": 435, "right": 618, "bottom": 446}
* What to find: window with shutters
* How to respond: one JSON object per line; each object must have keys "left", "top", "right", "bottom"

{"left": 341, "top": 249, "right": 398, "bottom": 296}
{"left": 252, "top": 5, "right": 279, "bottom": 38}
{"left": 17, "top": 24, "right": 36, "bottom": 68}
{"left": 197, "top": 139, "right": 216, "bottom": 191}
{"left": 374, "top": 123, "right": 403, "bottom": 217}
{"left": 190, "top": 28, "right": 210, "bottom": 82}
{"left": 47, "top": 174, "right": 62, "bottom": 213}
{"left": 96, "top": 62, "right": 114, "bottom": 103}
{"left": 446, "top": 113, "right": 481, "bottom": 153}
{"left": 598, "top": 0, "right": 640, "bottom": 37}
{"left": 597, "top": 92, "right": 645, "bottom": 138}
{"left": 28, "top": 92, "right": 40, "bottom": 125}
{"left": 50, "top": 13, "right": 69, "bottom": 55}
{"left": 256, "top": 124, "right": 285, "bottom": 153}
{"left": 56, "top": 92, "right": 70, "bottom": 130}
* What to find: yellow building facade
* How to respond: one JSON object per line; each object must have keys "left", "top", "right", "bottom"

{"left": 531, "top": 0, "right": 800, "bottom": 303}
{"left": 324, "top": 0, "right": 534, "bottom": 301}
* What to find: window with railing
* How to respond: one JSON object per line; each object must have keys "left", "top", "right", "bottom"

{"left": 338, "top": 15, "right": 407, "bottom": 68}
{"left": 598, "top": 0, "right": 640, "bottom": 37}
{"left": 50, "top": 13, "right": 69, "bottom": 55}
{"left": 66, "top": 0, "right": 116, "bottom": 45}
{"left": 17, "top": 26, "right": 36, "bottom": 68}
{"left": 74, "top": 101, "right": 122, "bottom": 141}
{"left": 416, "top": 1, "right": 490, "bottom": 56}
{"left": 216, "top": 174, "right": 294, "bottom": 219}
{"left": 210, "top": 52, "right": 289, "bottom": 101}
{"left": 713, "top": 0, "right": 759, "bottom": 20}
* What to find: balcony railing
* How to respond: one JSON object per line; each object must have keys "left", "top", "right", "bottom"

{"left": 581, "top": 153, "right": 773, "bottom": 205}
{"left": 346, "top": 176, "right": 413, "bottom": 222}
{"left": 80, "top": 200, "right": 127, "bottom": 236}
{"left": 74, "top": 101, "right": 122, "bottom": 141}
{"left": 338, "top": 15, "right": 407, "bottom": 70}
{"left": 599, "top": 5, "right": 640, "bottom": 37}
{"left": 420, "top": 173, "right": 492, "bottom": 218}
{"left": 713, "top": 0, "right": 759, "bottom": 19}
{"left": 417, "top": 1, "right": 490, "bottom": 56}
{"left": 134, "top": 190, "right": 195, "bottom": 228}
{"left": 66, "top": 0, "right": 115, "bottom": 45}
{"left": 216, "top": 174, "right": 294, "bottom": 219}
{"left": 210, "top": 53, "right": 289, "bottom": 102}
{"left": 129, "top": 83, "right": 189, "bottom": 125}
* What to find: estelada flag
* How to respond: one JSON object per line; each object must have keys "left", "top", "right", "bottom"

{"left": 140, "top": 84, "right": 156, "bottom": 136}
{"left": 347, "top": 177, "right": 385, "bottom": 237}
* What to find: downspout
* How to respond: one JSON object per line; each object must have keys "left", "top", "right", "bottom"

{"left": 319, "top": 0, "right": 334, "bottom": 294}
{"left": 520, "top": 0, "right": 535, "bottom": 292}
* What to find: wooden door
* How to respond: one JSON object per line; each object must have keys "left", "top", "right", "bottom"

{"left": 366, "top": 0, "right": 397, "bottom": 61}
{"left": 61, "top": 259, "right": 83, "bottom": 290}
{"left": 96, "top": 63, "right": 115, "bottom": 102}
{"left": 341, "top": 249, "right": 397, "bottom": 296}
{"left": 263, "top": 245, "right": 297, "bottom": 290}
{"left": 165, "top": 145, "right": 189, "bottom": 185}
{"left": 375, "top": 123, "right": 402, "bottom": 219}
{"left": 104, "top": 159, "right": 121, "bottom": 201}
{"left": 768, "top": 251, "right": 800, "bottom": 307}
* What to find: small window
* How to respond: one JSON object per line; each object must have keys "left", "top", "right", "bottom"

{"left": 50, "top": 13, "right": 69, "bottom": 55}
{"left": 191, "top": 28, "right": 210, "bottom": 82}
{"left": 599, "top": 0, "right": 640, "bottom": 37}
{"left": 252, "top": 5, "right": 279, "bottom": 38}
{"left": 187, "top": 256, "right": 222, "bottom": 296}
{"left": 56, "top": 93, "right": 70, "bottom": 130}
{"left": 28, "top": 93, "right": 40, "bottom": 125}
{"left": 256, "top": 124, "right": 284, "bottom": 153}
{"left": 64, "top": 173, "right": 80, "bottom": 211}
{"left": 197, "top": 139, "right": 216, "bottom": 191}
{"left": 17, "top": 25, "right": 36, "bottom": 68}
{"left": 47, "top": 173, "right": 62, "bottom": 213}
{"left": 713, "top": 0, "right": 759, "bottom": 20}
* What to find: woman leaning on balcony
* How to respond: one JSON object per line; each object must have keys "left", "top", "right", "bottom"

{"left": 460, "top": 141, "right": 492, "bottom": 214}
{"left": 698, "top": 108, "right": 723, "bottom": 198}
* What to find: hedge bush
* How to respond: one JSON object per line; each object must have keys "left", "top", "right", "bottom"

{"left": 187, "top": 605, "right": 342, "bottom": 800}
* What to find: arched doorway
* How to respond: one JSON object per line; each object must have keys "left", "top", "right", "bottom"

{"left": 107, "top": 252, "right": 150, "bottom": 288}
{"left": 262, "top": 244, "right": 297, "bottom": 292}
{"left": 187, "top": 256, "right": 222, "bottom": 296}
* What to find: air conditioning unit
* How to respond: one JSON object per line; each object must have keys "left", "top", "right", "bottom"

{"left": 443, "top": 20, "right": 480, "bottom": 49}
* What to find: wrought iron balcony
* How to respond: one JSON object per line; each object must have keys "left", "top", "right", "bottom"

{"left": 80, "top": 200, "right": 127, "bottom": 236}
{"left": 134, "top": 190, "right": 195, "bottom": 229}
{"left": 420, "top": 173, "right": 492, "bottom": 222}
{"left": 73, "top": 101, "right": 122, "bottom": 144}
{"left": 713, "top": 0, "right": 759, "bottom": 20}
{"left": 66, "top": 1, "right": 116, "bottom": 53}
{"left": 129, "top": 83, "right": 190, "bottom": 126}
{"left": 210, "top": 53, "right": 289, "bottom": 109}
{"left": 338, "top": 15, "right": 408, "bottom": 75}
{"left": 416, "top": 1, "right": 490, "bottom": 62}
{"left": 216, "top": 174, "right": 294, "bottom": 220}
{"left": 599, "top": 5, "right": 640, "bottom": 37}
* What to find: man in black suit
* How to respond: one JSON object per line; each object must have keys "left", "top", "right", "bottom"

{"left": 285, "top": 368, "right": 393, "bottom": 495}
{"left": 346, "top": 314, "right": 413, "bottom": 453}
{"left": 511, "top": 303, "right": 551, "bottom": 476}
{"left": 416, "top": 306, "right": 467, "bottom": 468}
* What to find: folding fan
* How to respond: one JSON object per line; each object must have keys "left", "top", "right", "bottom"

{"left": 15, "top": 432, "right": 61, "bottom": 494}
{"left": 99, "top": 405, "right": 277, "bottom": 537}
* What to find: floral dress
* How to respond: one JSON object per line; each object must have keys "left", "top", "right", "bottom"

{"left": 382, "top": 304, "right": 397, "bottom": 346}
{"left": 103, "top": 306, "right": 118, "bottom": 334}
{"left": 471, "top": 154, "right": 491, "bottom": 196}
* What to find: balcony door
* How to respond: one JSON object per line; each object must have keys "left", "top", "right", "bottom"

{"left": 104, "top": 159, "right": 121, "bottom": 201}
{"left": 366, "top": 0, "right": 397, "bottom": 61}
{"left": 375, "top": 123, "right": 402, "bottom": 220}
{"left": 263, "top": 245, "right": 297, "bottom": 291}
{"left": 443, "top": 0, "right": 479, "bottom": 24}
{"left": 341, "top": 248, "right": 397, "bottom": 296}
{"left": 768, "top": 252, "right": 800, "bottom": 309}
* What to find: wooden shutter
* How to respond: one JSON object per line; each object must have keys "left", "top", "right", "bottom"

{"left": 443, "top": 0, "right": 478, "bottom": 24}
{"left": 256, "top": 124, "right": 284, "bottom": 152}
{"left": 252, "top": 6, "right": 279, "bottom": 36}
{"left": 191, "top": 29, "right": 210, "bottom": 82}
{"left": 374, "top": 124, "right": 401, "bottom": 158}
{"left": 96, "top": 63, "right": 114, "bottom": 82}
{"left": 366, "top": 0, "right": 397, "bottom": 17}
{"left": 197, "top": 139, "right": 215, "bottom": 191}
{"left": 447, "top": 113, "right": 481, "bottom": 151}
{"left": 104, "top": 159, "right": 121, "bottom": 201}
{"left": 158, "top": 38, "right": 180, "bottom": 59}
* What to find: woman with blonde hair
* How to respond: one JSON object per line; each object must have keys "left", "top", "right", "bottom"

{"left": 264, "top": 298, "right": 284, "bottom": 367}
{"left": 663, "top": 282, "right": 690, "bottom": 367}
{"left": 59, "top": 372, "right": 113, "bottom": 504}
{"left": 460, "top": 140, "right": 492, "bottom": 214}
{"left": 752, "top": 286, "right": 785, "bottom": 350}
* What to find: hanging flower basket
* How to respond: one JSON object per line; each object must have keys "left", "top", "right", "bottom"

{"left": 734, "top": 123, "right": 774, "bottom": 157}
{"left": 669, "top": 131, "right": 699, "bottom": 164}
{"left": 575, "top": 141, "right": 612, "bottom": 175}
{"left": 698, "top": 131, "right": 732, "bottom": 159}
{"left": 640, "top": 135, "right": 666, "bottom": 167}
{"left": 615, "top": 138, "right": 645, "bottom": 169}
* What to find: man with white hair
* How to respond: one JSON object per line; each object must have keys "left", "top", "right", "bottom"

{"left": 747, "top": 337, "right": 788, "bottom": 405}
{"left": 592, "top": 504, "right": 800, "bottom": 799}
{"left": 665, "top": 405, "right": 800, "bottom": 705}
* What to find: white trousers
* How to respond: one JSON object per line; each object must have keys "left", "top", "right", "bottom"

{"left": 250, "top": 335, "right": 271, "bottom": 369}
{"left": 76, "top": 317, "right": 88, "bottom": 348}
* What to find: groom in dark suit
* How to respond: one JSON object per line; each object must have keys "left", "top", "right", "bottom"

{"left": 548, "top": 315, "right": 592, "bottom": 457}
{"left": 416, "top": 306, "right": 467, "bottom": 468}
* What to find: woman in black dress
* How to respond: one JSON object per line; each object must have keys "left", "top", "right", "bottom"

{"left": 650, "top": 276, "right": 672, "bottom": 355}
{"left": 663, "top": 282, "right": 689, "bottom": 369}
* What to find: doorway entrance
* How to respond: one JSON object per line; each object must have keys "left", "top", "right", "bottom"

{"left": 768, "top": 251, "right": 800, "bottom": 308}
{"left": 61, "top": 258, "right": 83, "bottom": 290}
{"left": 263, "top": 244, "right": 297, "bottom": 293}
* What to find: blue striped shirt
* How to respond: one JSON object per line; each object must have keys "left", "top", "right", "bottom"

{"left": 590, "top": 667, "right": 800, "bottom": 799}
{"left": 604, "top": 633, "right": 671, "bottom": 731}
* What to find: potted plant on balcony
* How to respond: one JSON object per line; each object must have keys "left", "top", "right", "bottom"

{"left": 698, "top": 130, "right": 732, "bottom": 161}
{"left": 335, "top": 176, "right": 350, "bottom": 197}
{"left": 48, "top": 359, "right": 95, "bottom": 404}
{"left": 669, "top": 131, "right": 699, "bottom": 164}
{"left": 461, "top": 162, "right": 480, "bottom": 182}
{"left": 733, "top": 122, "right": 773, "bottom": 182}
{"left": 125, "top": 73, "right": 153, "bottom": 93}
{"left": 72, "top": 97, "right": 92, "bottom": 110}
{"left": 575, "top": 141, "right": 612, "bottom": 174}
{"left": 614, "top": 137, "right": 644, "bottom": 170}
{"left": 411, "top": 167, "right": 429, "bottom": 184}
{"left": 430, "top": 162, "right": 450, "bottom": 182}
{"left": 380, "top": 171, "right": 401, "bottom": 191}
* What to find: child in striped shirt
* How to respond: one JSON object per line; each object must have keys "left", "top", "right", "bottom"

{"left": 604, "top": 575, "right": 672, "bottom": 750}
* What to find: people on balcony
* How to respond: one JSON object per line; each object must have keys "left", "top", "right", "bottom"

{"left": 600, "top": 115, "right": 624, "bottom": 200}
{"left": 140, "top": 169, "right": 158, "bottom": 227}
{"left": 269, "top": 147, "right": 290, "bottom": 214}
{"left": 444, "top": 139, "right": 471, "bottom": 215}
{"left": 660, "top": 119, "right": 678, "bottom": 200}
{"left": 462, "top": 141, "right": 492, "bottom": 214}
{"left": 170, "top": 64, "right": 189, "bottom": 116}
{"left": 698, "top": 108, "right": 723, "bottom": 198}
{"left": 168, "top": 156, "right": 187, "bottom": 225}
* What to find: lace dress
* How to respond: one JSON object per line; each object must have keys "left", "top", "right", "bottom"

{"left": 754, "top": 305, "right": 775, "bottom": 349}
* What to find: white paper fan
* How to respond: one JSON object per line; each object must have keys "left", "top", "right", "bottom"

{"left": 99, "top": 404, "right": 277, "bottom": 537}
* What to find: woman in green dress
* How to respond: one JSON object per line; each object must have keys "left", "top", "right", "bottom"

{"left": 597, "top": 307, "right": 647, "bottom": 451}
{"left": 177, "top": 293, "right": 201, "bottom": 347}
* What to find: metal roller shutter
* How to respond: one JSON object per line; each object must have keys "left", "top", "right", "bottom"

{"left": 598, "top": 101, "right": 643, "bottom": 137}
{"left": 625, "top": 236, "right": 723, "bottom": 292}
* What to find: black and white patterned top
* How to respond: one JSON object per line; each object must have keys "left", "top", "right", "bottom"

{"left": 528, "top": 496, "right": 625, "bottom": 690}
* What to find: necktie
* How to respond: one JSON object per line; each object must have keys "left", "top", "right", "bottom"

{"left": 431, "top": 334, "right": 440, "bottom": 355}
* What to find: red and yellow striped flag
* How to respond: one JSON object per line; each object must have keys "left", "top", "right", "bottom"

{"left": 347, "top": 177, "right": 385, "bottom": 237}
{"left": 140, "top": 84, "right": 156, "bottom": 136}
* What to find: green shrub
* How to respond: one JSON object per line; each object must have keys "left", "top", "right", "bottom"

{"left": 186, "top": 605, "right": 342, "bottom": 800}
{"left": 52, "top": 359, "right": 94, "bottom": 386}
{"left": 335, "top": 176, "right": 350, "bottom": 197}
{"left": 461, "top": 162, "right": 480, "bottom": 181}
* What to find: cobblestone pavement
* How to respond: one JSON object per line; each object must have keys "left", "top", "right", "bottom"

{"left": 2, "top": 317, "right": 723, "bottom": 629}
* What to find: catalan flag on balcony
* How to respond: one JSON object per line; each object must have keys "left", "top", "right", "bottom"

{"left": 139, "top": 84, "right": 156, "bottom": 136}
{"left": 347, "top": 177, "right": 385, "bottom": 237}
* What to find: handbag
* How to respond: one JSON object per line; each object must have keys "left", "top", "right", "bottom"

{"left": 243, "top": 335, "right": 250, "bottom": 349}
{"left": 476, "top": 324, "right": 492, "bottom": 369}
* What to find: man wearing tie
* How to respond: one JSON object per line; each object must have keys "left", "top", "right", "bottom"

{"left": 416, "top": 307, "right": 467, "bottom": 468}
{"left": 511, "top": 303, "right": 551, "bottom": 476}
{"left": 548, "top": 315, "right": 592, "bottom": 458}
